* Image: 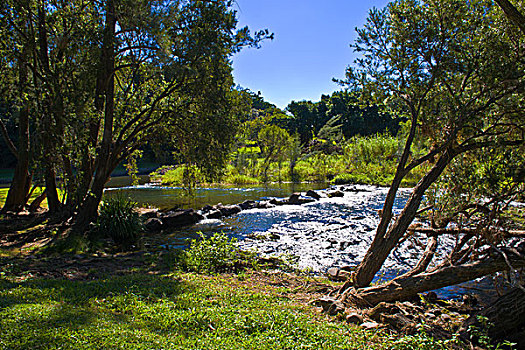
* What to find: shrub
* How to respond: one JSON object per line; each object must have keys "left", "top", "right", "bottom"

{"left": 183, "top": 232, "right": 256, "bottom": 273}
{"left": 97, "top": 195, "right": 143, "bottom": 250}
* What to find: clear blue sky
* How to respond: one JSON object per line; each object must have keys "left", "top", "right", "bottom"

{"left": 232, "top": 0, "right": 390, "bottom": 109}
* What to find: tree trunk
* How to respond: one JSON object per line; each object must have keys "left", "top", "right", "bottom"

{"left": 2, "top": 30, "right": 32, "bottom": 213}
{"left": 352, "top": 111, "right": 419, "bottom": 287}
{"left": 74, "top": 164, "right": 112, "bottom": 229}
{"left": 37, "top": 4, "right": 61, "bottom": 214}
{"left": 29, "top": 190, "right": 46, "bottom": 212}
{"left": 73, "top": 0, "right": 117, "bottom": 230}
{"left": 2, "top": 103, "right": 31, "bottom": 213}
{"left": 344, "top": 254, "right": 525, "bottom": 306}
{"left": 495, "top": 0, "right": 525, "bottom": 35}
{"left": 353, "top": 149, "right": 454, "bottom": 288}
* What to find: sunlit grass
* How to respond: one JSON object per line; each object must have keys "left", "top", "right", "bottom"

{"left": 0, "top": 270, "right": 457, "bottom": 350}
{"left": 0, "top": 187, "right": 61, "bottom": 209}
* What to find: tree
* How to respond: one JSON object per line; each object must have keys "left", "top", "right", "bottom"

{"left": 257, "top": 125, "right": 290, "bottom": 182}
{"left": 285, "top": 100, "right": 328, "bottom": 144}
{"left": 1, "top": 0, "right": 103, "bottom": 214}
{"left": 0, "top": 0, "right": 271, "bottom": 226}
{"left": 337, "top": 0, "right": 525, "bottom": 303}
{"left": 0, "top": 0, "right": 33, "bottom": 213}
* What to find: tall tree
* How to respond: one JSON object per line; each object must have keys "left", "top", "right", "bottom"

{"left": 73, "top": 0, "right": 271, "bottom": 228}
{"left": 337, "top": 0, "right": 524, "bottom": 301}
{"left": 0, "top": 0, "right": 35, "bottom": 213}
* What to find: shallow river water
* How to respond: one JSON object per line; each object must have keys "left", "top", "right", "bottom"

{"left": 106, "top": 180, "right": 494, "bottom": 299}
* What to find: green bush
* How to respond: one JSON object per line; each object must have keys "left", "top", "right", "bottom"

{"left": 97, "top": 195, "right": 144, "bottom": 250}
{"left": 183, "top": 232, "right": 256, "bottom": 273}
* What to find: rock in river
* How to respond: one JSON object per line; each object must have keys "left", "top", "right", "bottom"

{"left": 161, "top": 209, "right": 204, "bottom": 228}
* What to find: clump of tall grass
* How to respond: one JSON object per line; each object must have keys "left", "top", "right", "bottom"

{"left": 96, "top": 195, "right": 144, "bottom": 250}
{"left": 183, "top": 232, "right": 256, "bottom": 273}
{"left": 343, "top": 133, "right": 400, "bottom": 164}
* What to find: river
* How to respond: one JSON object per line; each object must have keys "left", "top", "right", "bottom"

{"left": 105, "top": 178, "right": 496, "bottom": 299}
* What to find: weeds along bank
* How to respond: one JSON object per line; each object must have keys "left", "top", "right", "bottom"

{"left": 152, "top": 133, "right": 430, "bottom": 188}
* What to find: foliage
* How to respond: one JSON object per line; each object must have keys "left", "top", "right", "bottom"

{"left": 96, "top": 196, "right": 143, "bottom": 250}
{"left": 257, "top": 125, "right": 291, "bottom": 182}
{"left": 284, "top": 91, "right": 403, "bottom": 145}
{"left": 222, "top": 173, "right": 261, "bottom": 185}
{"left": 426, "top": 146, "right": 525, "bottom": 232}
{"left": 183, "top": 232, "right": 256, "bottom": 274}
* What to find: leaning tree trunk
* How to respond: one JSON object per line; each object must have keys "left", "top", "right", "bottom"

{"left": 343, "top": 253, "right": 525, "bottom": 306}
{"left": 495, "top": 0, "right": 525, "bottom": 35}
{"left": 353, "top": 149, "right": 455, "bottom": 288}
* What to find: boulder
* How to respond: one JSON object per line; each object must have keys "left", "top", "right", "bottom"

{"left": 326, "top": 267, "right": 340, "bottom": 280}
{"left": 288, "top": 193, "right": 316, "bottom": 205}
{"left": 206, "top": 210, "right": 222, "bottom": 219}
{"left": 326, "top": 267, "right": 352, "bottom": 282}
{"left": 256, "top": 201, "right": 275, "bottom": 209}
{"left": 305, "top": 190, "right": 321, "bottom": 200}
{"left": 269, "top": 198, "right": 287, "bottom": 206}
{"left": 216, "top": 204, "right": 242, "bottom": 217}
{"left": 161, "top": 209, "right": 204, "bottom": 228}
{"left": 144, "top": 218, "right": 163, "bottom": 232}
{"left": 327, "top": 190, "right": 344, "bottom": 198}
{"left": 201, "top": 204, "right": 213, "bottom": 213}
{"left": 239, "top": 200, "right": 257, "bottom": 210}
{"left": 346, "top": 313, "right": 364, "bottom": 325}
{"left": 139, "top": 208, "right": 159, "bottom": 219}
{"left": 360, "top": 321, "right": 380, "bottom": 329}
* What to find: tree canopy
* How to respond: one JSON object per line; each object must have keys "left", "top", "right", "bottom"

{"left": 0, "top": 0, "right": 271, "bottom": 226}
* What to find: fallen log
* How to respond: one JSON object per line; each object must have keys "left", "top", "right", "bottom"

{"left": 342, "top": 253, "right": 525, "bottom": 306}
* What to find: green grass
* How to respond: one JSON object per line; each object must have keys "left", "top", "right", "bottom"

{"left": 0, "top": 268, "right": 459, "bottom": 350}
{"left": 0, "top": 187, "right": 64, "bottom": 210}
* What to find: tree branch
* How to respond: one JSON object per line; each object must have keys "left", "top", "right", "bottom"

{"left": 0, "top": 118, "right": 18, "bottom": 157}
{"left": 495, "top": 0, "right": 525, "bottom": 36}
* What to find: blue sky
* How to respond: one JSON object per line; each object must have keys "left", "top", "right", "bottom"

{"left": 232, "top": 0, "right": 390, "bottom": 109}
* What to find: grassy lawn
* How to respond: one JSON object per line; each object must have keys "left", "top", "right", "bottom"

{"left": 0, "top": 259, "right": 455, "bottom": 350}
{"left": 0, "top": 187, "right": 53, "bottom": 210}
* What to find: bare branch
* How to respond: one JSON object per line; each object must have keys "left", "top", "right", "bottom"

{"left": 0, "top": 118, "right": 18, "bottom": 157}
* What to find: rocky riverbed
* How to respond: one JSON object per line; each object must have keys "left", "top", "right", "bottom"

{"left": 161, "top": 185, "right": 455, "bottom": 279}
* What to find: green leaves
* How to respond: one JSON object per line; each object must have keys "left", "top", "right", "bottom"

{"left": 96, "top": 195, "right": 144, "bottom": 250}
